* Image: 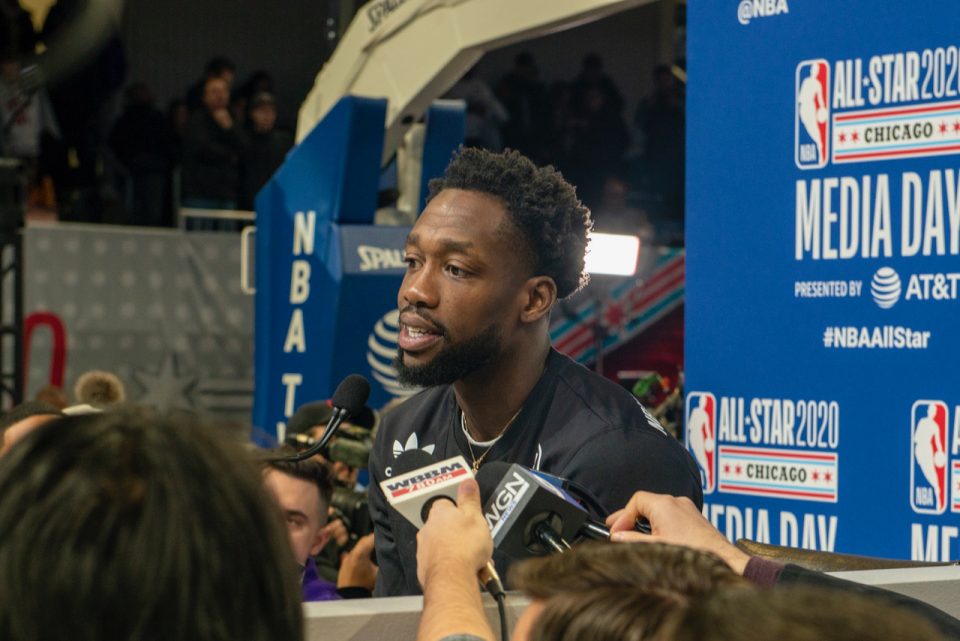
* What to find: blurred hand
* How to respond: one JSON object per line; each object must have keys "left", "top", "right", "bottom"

{"left": 212, "top": 108, "right": 233, "bottom": 129}
{"left": 606, "top": 491, "right": 750, "bottom": 574}
{"left": 323, "top": 513, "right": 350, "bottom": 548}
{"left": 416, "top": 479, "right": 492, "bottom": 589}
{"left": 337, "top": 533, "right": 378, "bottom": 590}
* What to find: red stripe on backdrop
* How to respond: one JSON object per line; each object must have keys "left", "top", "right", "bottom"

{"left": 719, "top": 485, "right": 836, "bottom": 500}
{"left": 834, "top": 100, "right": 960, "bottom": 121}
{"left": 555, "top": 257, "right": 685, "bottom": 357}
{"left": 835, "top": 143, "right": 960, "bottom": 160}
{"left": 564, "top": 266, "right": 686, "bottom": 360}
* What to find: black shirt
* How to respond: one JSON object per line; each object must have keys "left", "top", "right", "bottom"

{"left": 368, "top": 349, "right": 703, "bottom": 596}
{"left": 181, "top": 110, "right": 243, "bottom": 201}
{"left": 239, "top": 128, "right": 293, "bottom": 210}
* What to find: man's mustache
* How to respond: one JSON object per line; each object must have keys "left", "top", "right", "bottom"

{"left": 398, "top": 306, "right": 448, "bottom": 336}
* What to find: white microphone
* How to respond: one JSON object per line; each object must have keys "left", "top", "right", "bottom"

{"left": 381, "top": 450, "right": 505, "bottom": 598}
{"left": 380, "top": 451, "right": 473, "bottom": 527}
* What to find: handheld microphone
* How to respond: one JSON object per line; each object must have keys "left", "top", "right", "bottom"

{"left": 477, "top": 462, "right": 583, "bottom": 558}
{"left": 381, "top": 450, "right": 473, "bottom": 527}
{"left": 527, "top": 469, "right": 652, "bottom": 537}
{"left": 276, "top": 374, "right": 370, "bottom": 463}
{"left": 381, "top": 450, "right": 505, "bottom": 598}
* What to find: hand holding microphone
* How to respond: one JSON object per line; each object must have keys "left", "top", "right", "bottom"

{"left": 415, "top": 479, "right": 494, "bottom": 592}
{"left": 605, "top": 491, "right": 750, "bottom": 575}
{"left": 380, "top": 450, "right": 504, "bottom": 597}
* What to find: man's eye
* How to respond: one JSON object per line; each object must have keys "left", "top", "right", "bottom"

{"left": 404, "top": 257, "right": 420, "bottom": 269}
{"left": 447, "top": 265, "right": 468, "bottom": 277}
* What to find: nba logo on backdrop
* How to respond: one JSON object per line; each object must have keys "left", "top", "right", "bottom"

{"left": 795, "top": 59, "right": 830, "bottom": 169}
{"left": 686, "top": 392, "right": 716, "bottom": 494}
{"left": 910, "top": 400, "right": 948, "bottom": 514}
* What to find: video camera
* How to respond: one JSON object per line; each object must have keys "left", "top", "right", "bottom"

{"left": 284, "top": 400, "right": 378, "bottom": 538}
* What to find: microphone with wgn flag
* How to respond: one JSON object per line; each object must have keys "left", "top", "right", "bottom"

{"left": 525, "top": 468, "right": 652, "bottom": 539}
{"left": 381, "top": 450, "right": 505, "bottom": 598}
{"left": 477, "top": 461, "right": 590, "bottom": 558}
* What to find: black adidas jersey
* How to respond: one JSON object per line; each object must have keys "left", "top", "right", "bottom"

{"left": 368, "top": 349, "right": 703, "bottom": 596}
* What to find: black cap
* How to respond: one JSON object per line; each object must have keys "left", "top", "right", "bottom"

{"left": 286, "top": 401, "right": 334, "bottom": 436}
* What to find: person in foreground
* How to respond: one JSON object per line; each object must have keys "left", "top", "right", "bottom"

{"left": 0, "top": 409, "right": 303, "bottom": 641}
{"left": 370, "top": 146, "right": 702, "bottom": 596}
{"left": 415, "top": 482, "right": 958, "bottom": 641}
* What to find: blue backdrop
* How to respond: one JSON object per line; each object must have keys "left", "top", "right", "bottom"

{"left": 687, "top": 1, "right": 960, "bottom": 560}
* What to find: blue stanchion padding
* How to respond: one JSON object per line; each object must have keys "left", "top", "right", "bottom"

{"left": 273, "top": 96, "right": 385, "bottom": 225}
{"left": 419, "top": 101, "right": 467, "bottom": 213}
{"left": 252, "top": 97, "right": 387, "bottom": 439}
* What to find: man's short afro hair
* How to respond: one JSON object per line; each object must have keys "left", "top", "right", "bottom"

{"left": 426, "top": 147, "right": 593, "bottom": 299}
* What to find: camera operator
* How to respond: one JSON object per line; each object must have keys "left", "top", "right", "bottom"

{"left": 285, "top": 400, "right": 379, "bottom": 586}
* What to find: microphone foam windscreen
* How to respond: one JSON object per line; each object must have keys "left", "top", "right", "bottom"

{"left": 393, "top": 448, "right": 436, "bottom": 475}
{"left": 331, "top": 374, "right": 371, "bottom": 417}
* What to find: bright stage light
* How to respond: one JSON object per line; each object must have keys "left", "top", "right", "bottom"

{"left": 585, "top": 232, "right": 640, "bottom": 276}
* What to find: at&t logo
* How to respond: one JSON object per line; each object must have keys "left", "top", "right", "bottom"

{"left": 871, "top": 267, "right": 902, "bottom": 308}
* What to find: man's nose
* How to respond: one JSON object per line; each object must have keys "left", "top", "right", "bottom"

{"left": 400, "top": 266, "right": 439, "bottom": 308}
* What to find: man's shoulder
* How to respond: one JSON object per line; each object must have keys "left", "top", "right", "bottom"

{"left": 184, "top": 111, "right": 214, "bottom": 137}
{"left": 549, "top": 351, "right": 668, "bottom": 436}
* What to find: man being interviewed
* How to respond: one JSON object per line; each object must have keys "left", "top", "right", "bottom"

{"left": 368, "top": 148, "right": 701, "bottom": 596}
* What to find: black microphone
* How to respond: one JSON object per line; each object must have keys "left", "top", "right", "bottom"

{"left": 276, "top": 374, "right": 370, "bottom": 462}
{"left": 526, "top": 468, "right": 652, "bottom": 537}
{"left": 477, "top": 462, "right": 583, "bottom": 558}
{"left": 382, "top": 450, "right": 505, "bottom": 598}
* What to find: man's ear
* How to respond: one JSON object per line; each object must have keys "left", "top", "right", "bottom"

{"left": 519, "top": 276, "right": 557, "bottom": 324}
{"left": 310, "top": 525, "right": 331, "bottom": 557}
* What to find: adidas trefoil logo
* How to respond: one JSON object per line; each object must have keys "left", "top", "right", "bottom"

{"left": 392, "top": 432, "right": 436, "bottom": 458}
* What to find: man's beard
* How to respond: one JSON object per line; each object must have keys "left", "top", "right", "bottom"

{"left": 394, "top": 323, "right": 502, "bottom": 388}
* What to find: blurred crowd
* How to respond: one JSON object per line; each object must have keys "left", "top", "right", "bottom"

{"left": 3, "top": 47, "right": 292, "bottom": 229}
{"left": 0, "top": 0, "right": 684, "bottom": 243}
{"left": 446, "top": 52, "right": 685, "bottom": 246}
{"left": 0, "top": 0, "right": 293, "bottom": 228}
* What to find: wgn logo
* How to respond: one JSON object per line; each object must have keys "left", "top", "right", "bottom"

{"left": 367, "top": 309, "right": 418, "bottom": 398}
{"left": 871, "top": 267, "right": 902, "bottom": 309}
